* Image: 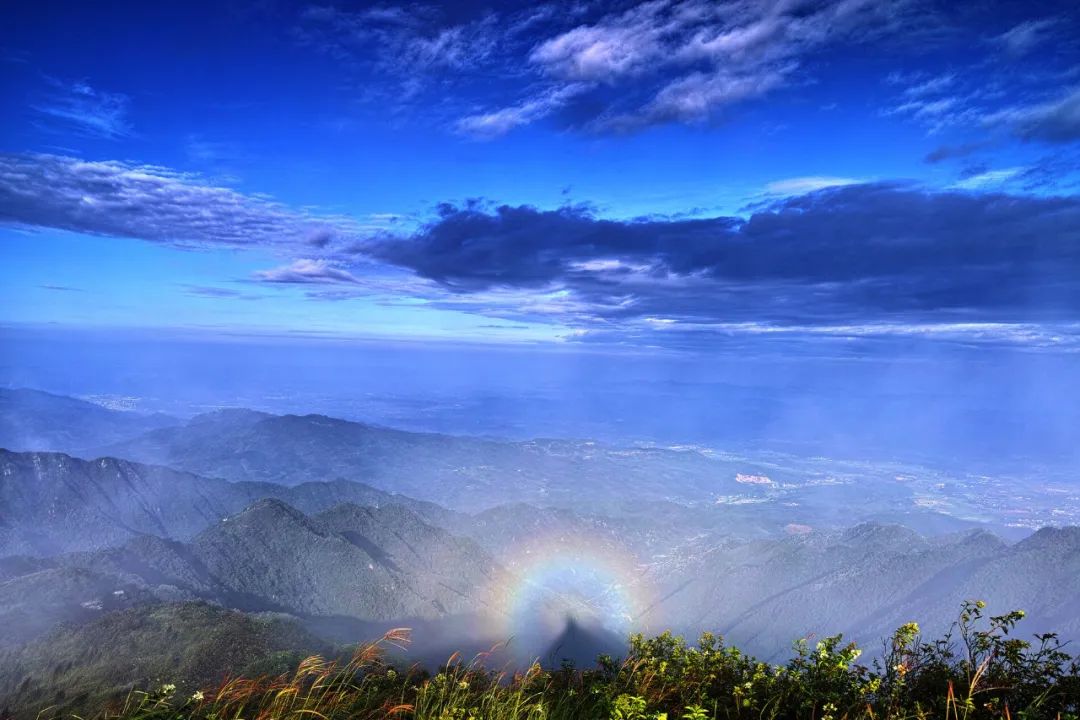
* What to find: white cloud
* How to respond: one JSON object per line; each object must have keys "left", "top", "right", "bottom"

{"left": 252, "top": 259, "right": 362, "bottom": 284}
{"left": 624, "top": 65, "right": 789, "bottom": 127}
{"left": 951, "top": 167, "right": 1025, "bottom": 190}
{"left": 455, "top": 84, "right": 587, "bottom": 139}
{"left": 462, "top": 0, "right": 922, "bottom": 135}
{"left": 31, "top": 79, "right": 131, "bottom": 139}
{"left": 996, "top": 18, "right": 1058, "bottom": 57}
{"left": 0, "top": 153, "right": 362, "bottom": 249}
{"left": 765, "top": 176, "right": 862, "bottom": 195}
{"left": 901, "top": 73, "right": 956, "bottom": 99}
{"left": 529, "top": 2, "right": 669, "bottom": 82}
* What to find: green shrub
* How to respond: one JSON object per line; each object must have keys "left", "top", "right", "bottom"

{"left": 16, "top": 602, "right": 1080, "bottom": 720}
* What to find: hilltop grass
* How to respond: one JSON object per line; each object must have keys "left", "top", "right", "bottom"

{"left": 27, "top": 602, "right": 1080, "bottom": 720}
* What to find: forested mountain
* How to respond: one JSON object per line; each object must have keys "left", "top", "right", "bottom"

{"left": 0, "top": 449, "right": 457, "bottom": 556}
{"left": 0, "top": 496, "right": 504, "bottom": 649}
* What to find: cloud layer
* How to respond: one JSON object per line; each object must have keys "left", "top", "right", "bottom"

{"left": 365, "top": 185, "right": 1080, "bottom": 337}
{"left": 4, "top": 152, "right": 1078, "bottom": 350}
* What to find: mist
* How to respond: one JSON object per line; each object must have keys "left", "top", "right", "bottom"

{"left": 4, "top": 324, "right": 1077, "bottom": 470}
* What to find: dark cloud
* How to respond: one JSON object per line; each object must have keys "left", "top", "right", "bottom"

{"left": 367, "top": 184, "right": 1080, "bottom": 328}
{"left": 182, "top": 285, "right": 264, "bottom": 300}
{"left": 39, "top": 284, "right": 86, "bottom": 293}
{"left": 924, "top": 141, "right": 990, "bottom": 164}
{"left": 0, "top": 153, "right": 358, "bottom": 249}
{"left": 305, "top": 228, "right": 337, "bottom": 248}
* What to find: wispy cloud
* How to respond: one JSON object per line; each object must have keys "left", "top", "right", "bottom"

{"left": 0, "top": 153, "right": 365, "bottom": 250}
{"left": 31, "top": 78, "right": 132, "bottom": 139}
{"left": 995, "top": 18, "right": 1059, "bottom": 57}
{"left": 39, "top": 284, "right": 87, "bottom": 293}
{"left": 299, "top": 4, "right": 500, "bottom": 72}
{"left": 497, "top": 0, "right": 923, "bottom": 134}
{"left": 951, "top": 167, "right": 1026, "bottom": 190}
{"left": 883, "top": 83, "right": 972, "bottom": 134}
{"left": 895, "top": 72, "right": 956, "bottom": 99}
{"left": 456, "top": 84, "right": 587, "bottom": 138}
{"left": 300, "top": 0, "right": 929, "bottom": 137}
{"left": 252, "top": 258, "right": 362, "bottom": 285}
{"left": 578, "top": 319, "right": 1080, "bottom": 352}
{"left": 990, "top": 87, "right": 1080, "bottom": 144}
{"left": 764, "top": 176, "right": 862, "bottom": 196}
{"left": 295, "top": 3, "right": 514, "bottom": 108}
{"left": 182, "top": 285, "right": 264, "bottom": 300}
{"left": 884, "top": 19, "right": 1078, "bottom": 155}
{"left": 924, "top": 141, "right": 991, "bottom": 164}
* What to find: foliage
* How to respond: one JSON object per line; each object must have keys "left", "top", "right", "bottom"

{"left": 10, "top": 602, "right": 1079, "bottom": 720}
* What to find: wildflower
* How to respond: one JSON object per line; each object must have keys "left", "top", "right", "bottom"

{"left": 191, "top": 690, "right": 205, "bottom": 702}
{"left": 160, "top": 683, "right": 177, "bottom": 695}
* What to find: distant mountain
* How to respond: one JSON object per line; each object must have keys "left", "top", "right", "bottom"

{"left": 95, "top": 410, "right": 765, "bottom": 512}
{"left": 647, "top": 522, "right": 1080, "bottom": 659}
{"left": 0, "top": 602, "right": 325, "bottom": 718}
{"left": 0, "top": 498, "right": 507, "bottom": 649}
{"left": 6, "top": 391, "right": 1014, "bottom": 538}
{"left": 0, "top": 449, "right": 459, "bottom": 556}
{"left": 0, "top": 388, "right": 177, "bottom": 454}
{"left": 89, "top": 404, "right": 1016, "bottom": 539}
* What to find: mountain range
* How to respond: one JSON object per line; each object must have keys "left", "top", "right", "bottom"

{"left": 3, "top": 388, "right": 1024, "bottom": 538}
{"left": 3, "top": 444, "right": 1078, "bottom": 659}
{"left": 1, "top": 388, "right": 1079, "bottom": 717}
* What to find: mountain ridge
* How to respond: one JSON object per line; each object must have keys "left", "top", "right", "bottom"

{"left": 0, "top": 449, "right": 460, "bottom": 556}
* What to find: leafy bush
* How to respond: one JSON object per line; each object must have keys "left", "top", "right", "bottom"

{"left": 13, "top": 602, "right": 1080, "bottom": 720}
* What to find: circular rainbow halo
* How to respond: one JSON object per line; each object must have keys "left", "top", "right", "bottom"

{"left": 487, "top": 533, "right": 656, "bottom": 662}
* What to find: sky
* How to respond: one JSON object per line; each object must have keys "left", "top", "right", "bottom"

{"left": 2, "top": 0, "right": 1080, "bottom": 355}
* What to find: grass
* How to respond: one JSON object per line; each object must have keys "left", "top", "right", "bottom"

{"left": 23, "top": 602, "right": 1080, "bottom": 720}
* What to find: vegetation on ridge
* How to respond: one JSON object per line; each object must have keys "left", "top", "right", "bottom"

{"left": 12, "top": 601, "right": 1079, "bottom": 720}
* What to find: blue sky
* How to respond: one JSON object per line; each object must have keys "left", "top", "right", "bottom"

{"left": 2, "top": 0, "right": 1079, "bottom": 353}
